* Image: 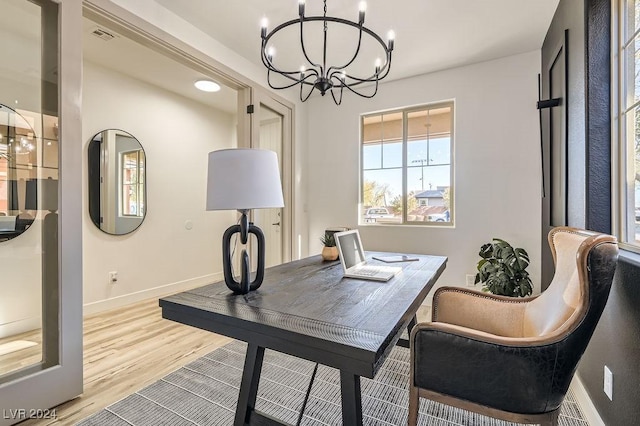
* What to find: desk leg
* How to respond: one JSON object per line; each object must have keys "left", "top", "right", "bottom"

{"left": 234, "top": 344, "right": 265, "bottom": 426}
{"left": 397, "top": 314, "right": 417, "bottom": 348}
{"left": 340, "top": 370, "right": 363, "bottom": 425}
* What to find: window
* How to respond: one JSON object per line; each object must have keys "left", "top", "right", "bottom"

{"left": 121, "top": 149, "right": 145, "bottom": 217}
{"left": 361, "top": 102, "right": 454, "bottom": 225}
{"left": 617, "top": 0, "right": 640, "bottom": 247}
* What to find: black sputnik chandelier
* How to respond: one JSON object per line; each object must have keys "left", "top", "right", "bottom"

{"left": 260, "top": 0, "right": 395, "bottom": 105}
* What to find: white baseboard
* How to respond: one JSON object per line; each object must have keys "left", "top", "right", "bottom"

{"left": 571, "top": 373, "right": 605, "bottom": 426}
{"left": 83, "top": 272, "right": 223, "bottom": 316}
{"left": 0, "top": 317, "right": 42, "bottom": 339}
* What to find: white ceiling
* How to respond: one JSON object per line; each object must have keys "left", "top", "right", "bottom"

{"left": 82, "top": 18, "right": 238, "bottom": 114}
{"left": 155, "top": 0, "right": 560, "bottom": 83}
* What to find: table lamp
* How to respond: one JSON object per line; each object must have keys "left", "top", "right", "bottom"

{"left": 206, "top": 148, "right": 284, "bottom": 294}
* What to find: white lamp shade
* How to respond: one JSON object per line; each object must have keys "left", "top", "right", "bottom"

{"left": 206, "top": 148, "right": 284, "bottom": 211}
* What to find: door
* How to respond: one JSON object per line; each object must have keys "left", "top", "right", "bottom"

{"left": 0, "top": 1, "right": 83, "bottom": 424}
{"left": 540, "top": 30, "right": 569, "bottom": 290}
{"left": 250, "top": 94, "right": 293, "bottom": 267}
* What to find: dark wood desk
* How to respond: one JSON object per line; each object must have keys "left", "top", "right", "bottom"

{"left": 160, "top": 252, "right": 446, "bottom": 426}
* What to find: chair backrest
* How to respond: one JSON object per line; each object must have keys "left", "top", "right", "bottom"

{"left": 523, "top": 227, "right": 618, "bottom": 339}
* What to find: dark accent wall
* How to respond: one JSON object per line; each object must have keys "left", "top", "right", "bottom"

{"left": 541, "top": 0, "right": 586, "bottom": 290}
{"left": 584, "top": 0, "right": 611, "bottom": 233}
{"left": 580, "top": 253, "right": 640, "bottom": 425}
{"left": 547, "top": 0, "right": 640, "bottom": 424}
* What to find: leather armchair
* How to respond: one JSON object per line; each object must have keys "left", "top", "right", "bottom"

{"left": 408, "top": 227, "right": 618, "bottom": 426}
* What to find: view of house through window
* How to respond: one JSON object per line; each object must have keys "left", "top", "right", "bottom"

{"left": 361, "top": 102, "right": 454, "bottom": 225}
{"left": 619, "top": 0, "right": 640, "bottom": 246}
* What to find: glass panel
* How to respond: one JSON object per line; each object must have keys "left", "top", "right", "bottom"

{"left": 382, "top": 142, "right": 402, "bottom": 168}
{"left": 363, "top": 143, "right": 381, "bottom": 169}
{"left": 407, "top": 166, "right": 451, "bottom": 223}
{"left": 0, "top": 0, "right": 59, "bottom": 381}
{"left": 408, "top": 139, "right": 428, "bottom": 166}
{"left": 428, "top": 137, "right": 451, "bottom": 165}
{"left": 627, "top": 38, "right": 640, "bottom": 105}
{"left": 362, "top": 169, "right": 402, "bottom": 223}
{"left": 631, "top": 106, "right": 640, "bottom": 244}
{"left": 627, "top": 0, "right": 640, "bottom": 43}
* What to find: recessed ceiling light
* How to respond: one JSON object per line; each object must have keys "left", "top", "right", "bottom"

{"left": 194, "top": 79, "right": 221, "bottom": 92}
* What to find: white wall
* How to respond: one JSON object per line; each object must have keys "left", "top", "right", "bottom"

{"left": 82, "top": 61, "right": 236, "bottom": 312}
{"left": 306, "top": 51, "right": 542, "bottom": 302}
{"left": 104, "top": 0, "right": 310, "bottom": 260}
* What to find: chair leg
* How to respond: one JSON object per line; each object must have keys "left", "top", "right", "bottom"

{"left": 408, "top": 385, "right": 419, "bottom": 426}
{"left": 540, "top": 409, "right": 559, "bottom": 426}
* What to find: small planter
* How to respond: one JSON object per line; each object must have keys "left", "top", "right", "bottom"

{"left": 322, "top": 246, "right": 339, "bottom": 261}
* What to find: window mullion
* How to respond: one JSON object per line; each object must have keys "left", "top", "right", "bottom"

{"left": 402, "top": 111, "right": 408, "bottom": 224}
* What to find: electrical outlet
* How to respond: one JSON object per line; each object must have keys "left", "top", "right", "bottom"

{"left": 604, "top": 365, "right": 613, "bottom": 400}
{"left": 465, "top": 274, "right": 476, "bottom": 287}
{"left": 109, "top": 271, "right": 118, "bottom": 284}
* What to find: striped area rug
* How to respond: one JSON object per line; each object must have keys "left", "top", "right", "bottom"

{"left": 78, "top": 340, "right": 588, "bottom": 425}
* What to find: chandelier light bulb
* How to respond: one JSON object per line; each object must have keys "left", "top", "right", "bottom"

{"left": 375, "top": 58, "right": 382, "bottom": 68}
{"left": 300, "top": 65, "right": 306, "bottom": 73}
{"left": 358, "top": 1, "right": 367, "bottom": 24}
{"left": 267, "top": 46, "right": 276, "bottom": 60}
{"left": 298, "top": 0, "right": 306, "bottom": 16}
{"left": 261, "top": 17, "right": 268, "bottom": 29}
{"left": 387, "top": 30, "right": 395, "bottom": 50}
{"left": 341, "top": 71, "right": 347, "bottom": 81}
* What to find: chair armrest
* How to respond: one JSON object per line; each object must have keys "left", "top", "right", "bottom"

{"left": 432, "top": 287, "right": 534, "bottom": 337}
{"left": 410, "top": 322, "right": 565, "bottom": 414}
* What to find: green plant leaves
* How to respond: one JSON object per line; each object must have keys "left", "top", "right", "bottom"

{"left": 475, "top": 238, "right": 533, "bottom": 297}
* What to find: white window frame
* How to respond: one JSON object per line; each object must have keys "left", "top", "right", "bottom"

{"left": 359, "top": 101, "right": 455, "bottom": 227}
{"left": 614, "top": 0, "right": 640, "bottom": 252}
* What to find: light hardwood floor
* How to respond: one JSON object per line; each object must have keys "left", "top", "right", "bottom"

{"left": 0, "top": 329, "right": 42, "bottom": 377}
{"left": 12, "top": 298, "right": 430, "bottom": 425}
{"left": 19, "top": 298, "right": 231, "bottom": 426}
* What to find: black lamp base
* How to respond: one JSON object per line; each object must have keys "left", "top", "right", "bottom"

{"left": 222, "top": 210, "right": 266, "bottom": 294}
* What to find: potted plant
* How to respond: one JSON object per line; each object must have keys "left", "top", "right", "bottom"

{"left": 474, "top": 238, "right": 533, "bottom": 297}
{"left": 320, "top": 234, "right": 339, "bottom": 261}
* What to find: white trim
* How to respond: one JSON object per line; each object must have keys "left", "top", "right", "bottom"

{"left": 0, "top": 317, "right": 42, "bottom": 339}
{"left": 83, "top": 272, "right": 223, "bottom": 316}
{"left": 571, "top": 374, "right": 605, "bottom": 426}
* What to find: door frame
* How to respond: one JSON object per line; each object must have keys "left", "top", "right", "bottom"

{"left": 249, "top": 91, "right": 295, "bottom": 264}
{"left": 0, "top": 0, "right": 83, "bottom": 423}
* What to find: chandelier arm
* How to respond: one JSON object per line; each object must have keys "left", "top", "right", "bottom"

{"left": 341, "top": 76, "right": 380, "bottom": 99}
{"left": 298, "top": 19, "right": 322, "bottom": 69}
{"left": 329, "top": 78, "right": 344, "bottom": 105}
{"left": 262, "top": 46, "right": 319, "bottom": 83}
{"left": 326, "top": 25, "right": 364, "bottom": 76}
{"left": 332, "top": 60, "right": 391, "bottom": 85}
{"left": 267, "top": 69, "right": 317, "bottom": 91}
{"left": 300, "top": 81, "right": 316, "bottom": 102}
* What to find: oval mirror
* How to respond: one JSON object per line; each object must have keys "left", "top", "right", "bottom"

{"left": 0, "top": 104, "right": 39, "bottom": 242}
{"left": 88, "top": 129, "right": 146, "bottom": 235}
